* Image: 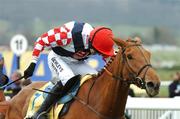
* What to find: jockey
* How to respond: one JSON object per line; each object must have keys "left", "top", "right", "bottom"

{"left": 24, "top": 21, "right": 115, "bottom": 119}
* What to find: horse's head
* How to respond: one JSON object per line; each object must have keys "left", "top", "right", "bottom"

{"left": 112, "top": 37, "right": 160, "bottom": 97}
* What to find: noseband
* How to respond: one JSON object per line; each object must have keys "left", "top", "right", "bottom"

{"left": 74, "top": 43, "right": 153, "bottom": 119}
{"left": 105, "top": 43, "right": 152, "bottom": 89}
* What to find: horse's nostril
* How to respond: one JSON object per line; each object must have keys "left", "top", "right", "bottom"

{"left": 147, "top": 82, "right": 154, "bottom": 88}
{"left": 147, "top": 82, "right": 160, "bottom": 90}
{"left": 154, "top": 83, "right": 160, "bottom": 90}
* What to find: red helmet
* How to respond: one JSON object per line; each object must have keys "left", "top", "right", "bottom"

{"left": 90, "top": 26, "right": 115, "bottom": 56}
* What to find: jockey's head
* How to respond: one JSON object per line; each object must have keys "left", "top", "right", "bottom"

{"left": 90, "top": 26, "right": 115, "bottom": 58}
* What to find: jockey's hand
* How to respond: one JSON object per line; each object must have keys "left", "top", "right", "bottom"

{"left": 72, "top": 51, "right": 89, "bottom": 60}
{"left": 0, "top": 75, "right": 9, "bottom": 87}
{"left": 24, "top": 63, "right": 36, "bottom": 79}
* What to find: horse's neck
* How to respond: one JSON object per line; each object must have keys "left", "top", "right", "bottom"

{"left": 88, "top": 53, "right": 129, "bottom": 118}
{"left": 0, "top": 90, "right": 5, "bottom": 102}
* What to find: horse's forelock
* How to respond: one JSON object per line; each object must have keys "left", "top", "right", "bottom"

{"left": 126, "top": 37, "right": 142, "bottom": 45}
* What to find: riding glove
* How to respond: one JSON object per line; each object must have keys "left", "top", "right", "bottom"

{"left": 24, "top": 63, "right": 36, "bottom": 79}
{"left": 0, "top": 75, "right": 9, "bottom": 87}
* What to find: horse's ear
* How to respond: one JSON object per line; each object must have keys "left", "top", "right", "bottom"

{"left": 134, "top": 37, "right": 142, "bottom": 44}
{"left": 113, "top": 37, "right": 127, "bottom": 47}
{"left": 127, "top": 37, "right": 132, "bottom": 42}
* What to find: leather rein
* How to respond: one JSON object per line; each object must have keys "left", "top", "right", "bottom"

{"left": 105, "top": 44, "right": 152, "bottom": 89}
{"left": 73, "top": 43, "right": 152, "bottom": 119}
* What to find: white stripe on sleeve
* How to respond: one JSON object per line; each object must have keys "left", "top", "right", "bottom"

{"left": 48, "top": 29, "right": 55, "bottom": 36}
{"left": 35, "top": 44, "right": 43, "bottom": 50}
{"left": 42, "top": 36, "right": 49, "bottom": 44}
{"left": 55, "top": 33, "right": 61, "bottom": 40}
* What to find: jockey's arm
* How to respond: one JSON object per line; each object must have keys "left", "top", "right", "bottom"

{"left": 24, "top": 27, "right": 70, "bottom": 79}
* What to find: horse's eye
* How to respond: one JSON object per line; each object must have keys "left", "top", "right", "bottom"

{"left": 127, "top": 54, "right": 133, "bottom": 59}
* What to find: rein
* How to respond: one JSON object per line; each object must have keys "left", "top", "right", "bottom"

{"left": 72, "top": 78, "right": 123, "bottom": 119}
{"left": 73, "top": 43, "right": 152, "bottom": 119}
{"left": 105, "top": 44, "right": 152, "bottom": 89}
{"left": 73, "top": 95, "right": 120, "bottom": 119}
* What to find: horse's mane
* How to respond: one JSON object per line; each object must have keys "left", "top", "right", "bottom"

{"left": 96, "top": 49, "right": 118, "bottom": 77}
{"left": 96, "top": 37, "right": 143, "bottom": 77}
{"left": 97, "top": 37, "right": 142, "bottom": 74}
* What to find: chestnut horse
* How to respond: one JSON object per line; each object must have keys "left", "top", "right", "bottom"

{"left": 0, "top": 91, "right": 7, "bottom": 119}
{"left": 0, "top": 90, "right": 5, "bottom": 102}
{"left": 4, "top": 37, "right": 160, "bottom": 119}
{"left": 0, "top": 75, "right": 10, "bottom": 119}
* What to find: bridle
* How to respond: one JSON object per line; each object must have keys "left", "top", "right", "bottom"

{"left": 73, "top": 42, "right": 153, "bottom": 119}
{"left": 104, "top": 43, "right": 152, "bottom": 89}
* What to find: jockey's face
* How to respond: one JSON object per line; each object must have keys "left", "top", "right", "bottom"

{"left": 90, "top": 48, "right": 109, "bottom": 59}
{"left": 90, "top": 48, "right": 97, "bottom": 55}
{"left": 101, "top": 54, "right": 109, "bottom": 58}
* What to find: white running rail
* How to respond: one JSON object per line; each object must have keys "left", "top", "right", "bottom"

{"left": 125, "top": 97, "right": 180, "bottom": 119}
